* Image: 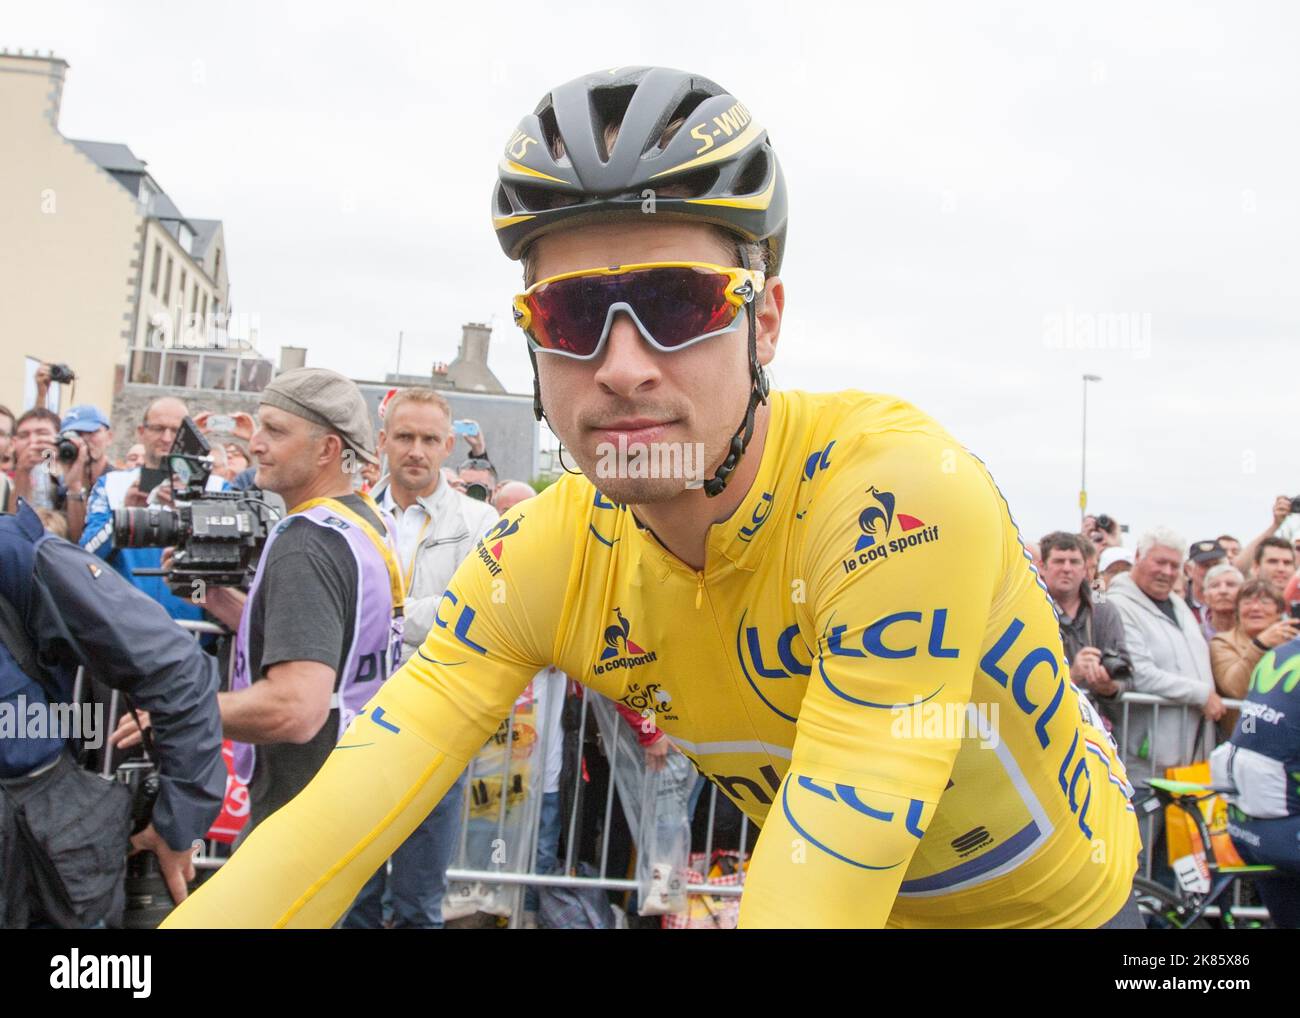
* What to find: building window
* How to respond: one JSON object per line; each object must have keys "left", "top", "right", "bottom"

{"left": 149, "top": 243, "right": 162, "bottom": 296}
{"left": 201, "top": 355, "right": 237, "bottom": 390}
{"left": 190, "top": 285, "right": 199, "bottom": 316}
{"left": 178, "top": 270, "right": 186, "bottom": 307}
{"left": 238, "top": 359, "right": 272, "bottom": 393}
{"left": 213, "top": 247, "right": 222, "bottom": 282}
{"left": 200, "top": 293, "right": 208, "bottom": 331}
{"left": 162, "top": 256, "right": 173, "bottom": 305}
{"left": 164, "top": 352, "right": 200, "bottom": 388}
{"left": 128, "top": 349, "right": 162, "bottom": 385}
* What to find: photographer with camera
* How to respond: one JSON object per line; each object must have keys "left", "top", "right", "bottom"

{"left": 7, "top": 408, "right": 65, "bottom": 515}
{"left": 1040, "top": 532, "right": 1134, "bottom": 715}
{"left": 55, "top": 405, "right": 115, "bottom": 543}
{"left": 81, "top": 397, "right": 226, "bottom": 621}
{"left": 454, "top": 456, "right": 499, "bottom": 503}
{"left": 118, "top": 369, "right": 405, "bottom": 834}
{"left": 1235, "top": 495, "right": 1300, "bottom": 583}
{"left": 0, "top": 501, "right": 225, "bottom": 928}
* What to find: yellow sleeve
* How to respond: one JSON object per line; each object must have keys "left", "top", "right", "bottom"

{"left": 162, "top": 504, "right": 565, "bottom": 928}
{"left": 738, "top": 431, "right": 1003, "bottom": 927}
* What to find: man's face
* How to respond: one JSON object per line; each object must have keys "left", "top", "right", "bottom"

{"left": 250, "top": 404, "right": 331, "bottom": 497}
{"left": 1259, "top": 546, "right": 1297, "bottom": 591}
{"left": 1042, "top": 548, "right": 1087, "bottom": 602}
{"left": 528, "top": 220, "right": 781, "bottom": 505}
{"left": 379, "top": 401, "right": 454, "bottom": 496}
{"left": 83, "top": 426, "right": 113, "bottom": 461}
{"left": 13, "top": 417, "right": 56, "bottom": 471}
{"left": 1220, "top": 538, "right": 1241, "bottom": 561}
{"left": 1187, "top": 556, "right": 1224, "bottom": 596}
{"left": 124, "top": 443, "right": 146, "bottom": 469}
{"left": 137, "top": 398, "right": 187, "bottom": 468}
{"left": 1133, "top": 544, "right": 1183, "bottom": 600}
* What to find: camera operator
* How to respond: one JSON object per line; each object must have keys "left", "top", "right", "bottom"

{"left": 80, "top": 397, "right": 226, "bottom": 621}
{"left": 55, "top": 405, "right": 115, "bottom": 543}
{"left": 1040, "top": 531, "right": 1134, "bottom": 717}
{"left": 0, "top": 501, "right": 225, "bottom": 927}
{"left": 118, "top": 369, "right": 405, "bottom": 833}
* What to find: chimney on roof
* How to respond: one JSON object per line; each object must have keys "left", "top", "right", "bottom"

{"left": 443, "top": 322, "right": 505, "bottom": 393}
{"left": 458, "top": 322, "right": 491, "bottom": 365}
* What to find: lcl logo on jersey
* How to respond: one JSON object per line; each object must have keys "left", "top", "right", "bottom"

{"left": 737, "top": 491, "right": 774, "bottom": 543}
{"left": 476, "top": 515, "right": 521, "bottom": 577}
{"left": 588, "top": 490, "right": 624, "bottom": 548}
{"left": 840, "top": 485, "right": 941, "bottom": 573}
{"left": 735, "top": 611, "right": 812, "bottom": 723}
{"left": 781, "top": 774, "right": 927, "bottom": 870}
{"left": 593, "top": 607, "right": 658, "bottom": 676}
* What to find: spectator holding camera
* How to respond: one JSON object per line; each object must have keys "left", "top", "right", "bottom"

{"left": 56, "top": 405, "right": 115, "bottom": 543}
{"left": 1237, "top": 496, "right": 1300, "bottom": 579}
{"left": 0, "top": 502, "right": 225, "bottom": 927}
{"left": 8, "top": 408, "right": 65, "bottom": 515}
{"left": 1040, "top": 532, "right": 1133, "bottom": 710}
{"left": 1210, "top": 580, "right": 1297, "bottom": 737}
{"left": 342, "top": 388, "right": 496, "bottom": 929}
{"left": 80, "top": 397, "right": 225, "bottom": 620}
{"left": 455, "top": 457, "right": 499, "bottom": 504}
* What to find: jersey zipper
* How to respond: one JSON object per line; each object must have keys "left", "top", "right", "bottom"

{"left": 695, "top": 570, "right": 705, "bottom": 609}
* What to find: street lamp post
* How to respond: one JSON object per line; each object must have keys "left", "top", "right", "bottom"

{"left": 1081, "top": 374, "right": 1102, "bottom": 527}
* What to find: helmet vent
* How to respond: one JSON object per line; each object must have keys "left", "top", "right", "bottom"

{"left": 589, "top": 85, "right": 638, "bottom": 161}
{"left": 514, "top": 183, "right": 579, "bottom": 212}
{"left": 659, "top": 167, "right": 719, "bottom": 200}
{"left": 655, "top": 90, "right": 712, "bottom": 152}
{"left": 537, "top": 104, "right": 565, "bottom": 162}
{"left": 734, "top": 149, "right": 770, "bottom": 196}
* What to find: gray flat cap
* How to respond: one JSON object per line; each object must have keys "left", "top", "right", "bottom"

{"left": 259, "top": 367, "right": 378, "bottom": 465}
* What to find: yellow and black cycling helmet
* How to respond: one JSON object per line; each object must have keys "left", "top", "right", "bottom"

{"left": 492, "top": 66, "right": 788, "bottom": 274}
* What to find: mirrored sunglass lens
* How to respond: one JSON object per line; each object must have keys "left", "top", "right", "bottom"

{"left": 624, "top": 268, "right": 735, "bottom": 347}
{"left": 528, "top": 268, "right": 735, "bottom": 354}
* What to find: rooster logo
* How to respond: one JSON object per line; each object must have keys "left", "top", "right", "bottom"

{"left": 482, "top": 516, "right": 520, "bottom": 561}
{"left": 600, "top": 607, "right": 647, "bottom": 660}
{"left": 854, "top": 486, "right": 926, "bottom": 551}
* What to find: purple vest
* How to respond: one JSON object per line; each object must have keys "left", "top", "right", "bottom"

{"left": 231, "top": 499, "right": 404, "bottom": 785}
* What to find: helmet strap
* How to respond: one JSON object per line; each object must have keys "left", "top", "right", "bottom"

{"left": 702, "top": 247, "right": 769, "bottom": 498}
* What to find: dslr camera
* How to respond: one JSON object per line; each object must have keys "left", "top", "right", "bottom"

{"left": 112, "top": 417, "right": 278, "bottom": 590}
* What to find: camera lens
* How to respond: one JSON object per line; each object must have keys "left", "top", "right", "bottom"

{"left": 56, "top": 434, "right": 79, "bottom": 463}
{"left": 465, "top": 483, "right": 489, "bottom": 502}
{"left": 112, "top": 506, "right": 186, "bottom": 548}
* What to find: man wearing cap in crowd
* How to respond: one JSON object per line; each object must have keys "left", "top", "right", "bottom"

{"left": 194, "top": 411, "right": 255, "bottom": 483}
{"left": 57, "top": 404, "right": 114, "bottom": 543}
{"left": 116, "top": 368, "right": 409, "bottom": 836}
{"left": 81, "top": 396, "right": 228, "bottom": 620}
{"left": 1184, "top": 539, "right": 1228, "bottom": 628}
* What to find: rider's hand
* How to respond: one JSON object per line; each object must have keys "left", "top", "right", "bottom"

{"left": 129, "top": 824, "right": 200, "bottom": 905}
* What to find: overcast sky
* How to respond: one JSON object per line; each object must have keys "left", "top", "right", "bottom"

{"left": 9, "top": 1, "right": 1297, "bottom": 545}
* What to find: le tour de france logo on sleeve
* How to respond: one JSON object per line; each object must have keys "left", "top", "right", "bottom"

{"left": 841, "top": 485, "right": 942, "bottom": 574}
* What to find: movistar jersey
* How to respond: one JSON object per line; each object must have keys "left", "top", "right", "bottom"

{"left": 165, "top": 390, "right": 1139, "bottom": 928}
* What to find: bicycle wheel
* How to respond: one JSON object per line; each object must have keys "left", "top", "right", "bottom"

{"left": 1132, "top": 876, "right": 1212, "bottom": 930}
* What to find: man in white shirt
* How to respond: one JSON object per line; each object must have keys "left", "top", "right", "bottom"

{"left": 342, "top": 388, "right": 498, "bottom": 928}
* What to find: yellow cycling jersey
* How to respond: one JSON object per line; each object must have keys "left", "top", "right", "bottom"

{"left": 164, "top": 389, "right": 1139, "bottom": 929}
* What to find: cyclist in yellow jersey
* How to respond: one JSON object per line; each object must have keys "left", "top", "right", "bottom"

{"left": 164, "top": 66, "right": 1140, "bottom": 929}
